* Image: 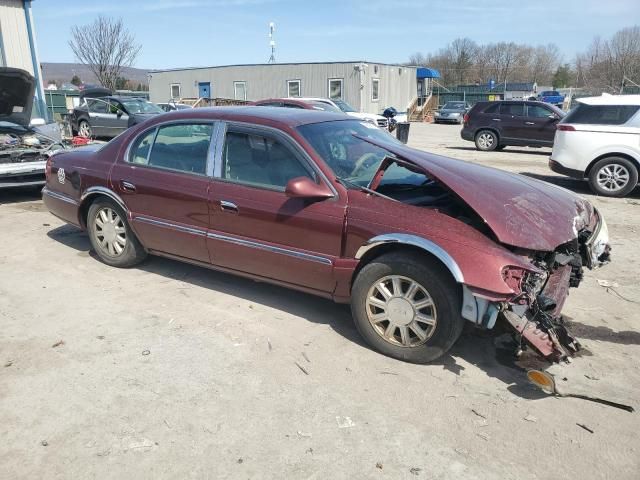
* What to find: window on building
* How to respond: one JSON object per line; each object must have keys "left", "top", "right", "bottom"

{"left": 372, "top": 78, "right": 380, "bottom": 102}
{"left": 170, "top": 84, "right": 181, "bottom": 99}
{"left": 234, "top": 81, "right": 247, "bottom": 101}
{"left": 328, "top": 78, "right": 343, "bottom": 100}
{"left": 287, "top": 80, "right": 301, "bottom": 98}
{"left": 222, "top": 131, "right": 313, "bottom": 190}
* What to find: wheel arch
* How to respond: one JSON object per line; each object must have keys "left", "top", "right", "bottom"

{"left": 352, "top": 234, "right": 465, "bottom": 287}
{"left": 78, "top": 187, "right": 128, "bottom": 229}
{"left": 585, "top": 152, "right": 640, "bottom": 177}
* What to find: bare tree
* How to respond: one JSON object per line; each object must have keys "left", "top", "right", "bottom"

{"left": 407, "top": 52, "right": 428, "bottom": 66}
{"left": 69, "top": 16, "right": 141, "bottom": 91}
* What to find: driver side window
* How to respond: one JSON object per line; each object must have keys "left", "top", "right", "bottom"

{"left": 222, "top": 131, "right": 313, "bottom": 190}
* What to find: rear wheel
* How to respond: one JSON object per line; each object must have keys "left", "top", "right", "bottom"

{"left": 495, "top": 145, "right": 506, "bottom": 151}
{"left": 78, "top": 120, "right": 92, "bottom": 138}
{"left": 588, "top": 156, "right": 638, "bottom": 197}
{"left": 351, "top": 252, "right": 464, "bottom": 363}
{"left": 475, "top": 130, "right": 498, "bottom": 151}
{"left": 87, "top": 199, "right": 147, "bottom": 267}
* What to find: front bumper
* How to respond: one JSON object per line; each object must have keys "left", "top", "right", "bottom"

{"left": 549, "top": 158, "right": 584, "bottom": 179}
{"left": 0, "top": 161, "right": 45, "bottom": 188}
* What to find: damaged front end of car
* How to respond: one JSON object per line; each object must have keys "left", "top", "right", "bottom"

{"left": 463, "top": 211, "right": 611, "bottom": 362}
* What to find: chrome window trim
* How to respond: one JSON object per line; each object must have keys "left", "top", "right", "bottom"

{"left": 42, "top": 187, "right": 79, "bottom": 206}
{"left": 355, "top": 233, "right": 465, "bottom": 283}
{"left": 133, "top": 214, "right": 333, "bottom": 265}
{"left": 215, "top": 120, "right": 338, "bottom": 198}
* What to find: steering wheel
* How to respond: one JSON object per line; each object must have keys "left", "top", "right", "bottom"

{"left": 351, "top": 153, "right": 381, "bottom": 178}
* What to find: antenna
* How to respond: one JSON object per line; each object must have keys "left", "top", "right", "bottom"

{"left": 268, "top": 22, "right": 276, "bottom": 64}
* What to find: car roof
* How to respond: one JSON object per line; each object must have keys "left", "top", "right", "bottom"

{"left": 577, "top": 94, "right": 640, "bottom": 106}
{"left": 253, "top": 98, "right": 313, "bottom": 107}
{"left": 150, "top": 106, "right": 351, "bottom": 128}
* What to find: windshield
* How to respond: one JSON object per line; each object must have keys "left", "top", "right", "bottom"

{"left": 310, "top": 101, "right": 342, "bottom": 113}
{"left": 443, "top": 102, "right": 465, "bottom": 109}
{"left": 332, "top": 99, "right": 356, "bottom": 113}
{"left": 121, "top": 99, "right": 163, "bottom": 114}
{"left": 298, "top": 120, "right": 427, "bottom": 188}
{"left": 542, "top": 91, "right": 560, "bottom": 96}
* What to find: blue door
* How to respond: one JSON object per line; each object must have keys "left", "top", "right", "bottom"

{"left": 198, "top": 82, "right": 211, "bottom": 99}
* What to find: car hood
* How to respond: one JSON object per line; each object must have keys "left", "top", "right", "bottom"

{"left": 348, "top": 112, "right": 385, "bottom": 121}
{"left": 363, "top": 138, "right": 594, "bottom": 252}
{"left": 0, "top": 67, "right": 35, "bottom": 126}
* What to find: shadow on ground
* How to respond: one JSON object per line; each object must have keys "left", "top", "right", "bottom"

{"left": 520, "top": 172, "right": 640, "bottom": 199}
{"left": 0, "top": 187, "right": 43, "bottom": 205}
{"left": 447, "top": 146, "right": 551, "bottom": 156}
{"left": 47, "top": 224, "right": 555, "bottom": 399}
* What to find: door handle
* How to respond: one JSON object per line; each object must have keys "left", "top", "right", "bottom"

{"left": 220, "top": 200, "right": 238, "bottom": 213}
{"left": 120, "top": 180, "right": 136, "bottom": 193}
{"left": 491, "top": 118, "right": 501, "bottom": 121}
{"left": 525, "top": 122, "right": 536, "bottom": 125}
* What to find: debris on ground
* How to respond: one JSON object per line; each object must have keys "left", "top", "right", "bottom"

{"left": 476, "top": 432, "right": 490, "bottom": 441}
{"left": 471, "top": 409, "right": 487, "bottom": 419}
{"left": 375, "top": 462, "right": 383, "bottom": 469}
{"left": 4, "top": 360, "right": 13, "bottom": 367}
{"left": 267, "top": 339, "right": 272, "bottom": 351}
{"left": 524, "top": 415, "right": 538, "bottom": 423}
{"left": 596, "top": 279, "right": 639, "bottom": 304}
{"left": 52, "top": 340, "right": 64, "bottom": 348}
{"left": 294, "top": 362, "right": 309, "bottom": 375}
{"left": 380, "top": 371, "right": 399, "bottom": 376}
{"left": 96, "top": 336, "right": 105, "bottom": 340}
{"left": 41, "top": 440, "right": 48, "bottom": 447}
{"left": 577, "top": 423, "right": 594, "bottom": 434}
{"left": 237, "top": 458, "right": 243, "bottom": 464}
{"left": 301, "top": 352, "right": 310, "bottom": 363}
{"left": 410, "top": 467, "right": 422, "bottom": 475}
{"left": 141, "top": 350, "right": 151, "bottom": 356}
{"left": 306, "top": 448, "right": 313, "bottom": 454}
{"left": 336, "top": 416, "right": 355, "bottom": 429}
{"left": 297, "top": 431, "right": 312, "bottom": 438}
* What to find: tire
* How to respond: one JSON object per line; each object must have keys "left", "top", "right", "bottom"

{"left": 495, "top": 145, "right": 506, "bottom": 151}
{"left": 474, "top": 130, "right": 498, "bottom": 151}
{"left": 78, "top": 119, "right": 92, "bottom": 138}
{"left": 351, "top": 251, "right": 464, "bottom": 363}
{"left": 588, "top": 156, "right": 638, "bottom": 197}
{"left": 87, "top": 198, "right": 147, "bottom": 267}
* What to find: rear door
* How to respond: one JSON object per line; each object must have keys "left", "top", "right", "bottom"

{"left": 206, "top": 124, "right": 345, "bottom": 293}
{"left": 109, "top": 121, "right": 216, "bottom": 263}
{"left": 524, "top": 103, "right": 560, "bottom": 144}
{"left": 497, "top": 102, "right": 527, "bottom": 140}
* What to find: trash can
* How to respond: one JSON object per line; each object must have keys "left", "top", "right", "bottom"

{"left": 396, "top": 122, "right": 410, "bottom": 144}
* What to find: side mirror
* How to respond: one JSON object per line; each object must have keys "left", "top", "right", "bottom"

{"left": 548, "top": 114, "right": 558, "bottom": 121}
{"left": 285, "top": 176, "right": 333, "bottom": 199}
{"left": 116, "top": 110, "right": 123, "bottom": 118}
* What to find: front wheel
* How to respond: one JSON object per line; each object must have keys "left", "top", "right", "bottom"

{"left": 78, "top": 120, "right": 92, "bottom": 138}
{"left": 588, "top": 156, "right": 638, "bottom": 197}
{"left": 351, "top": 252, "right": 464, "bottom": 363}
{"left": 475, "top": 130, "right": 498, "bottom": 151}
{"left": 87, "top": 199, "right": 147, "bottom": 267}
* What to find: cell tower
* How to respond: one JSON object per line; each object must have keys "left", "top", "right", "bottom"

{"left": 268, "top": 22, "right": 276, "bottom": 64}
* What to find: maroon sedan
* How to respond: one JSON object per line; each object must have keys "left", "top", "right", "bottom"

{"left": 42, "top": 107, "right": 611, "bottom": 363}
{"left": 251, "top": 98, "right": 342, "bottom": 112}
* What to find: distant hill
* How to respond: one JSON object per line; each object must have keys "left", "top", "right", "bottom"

{"left": 41, "top": 62, "right": 150, "bottom": 87}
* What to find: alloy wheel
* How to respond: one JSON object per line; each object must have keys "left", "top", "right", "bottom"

{"left": 93, "top": 207, "right": 127, "bottom": 256}
{"left": 477, "top": 133, "right": 494, "bottom": 149}
{"left": 365, "top": 275, "right": 437, "bottom": 348}
{"left": 79, "top": 121, "right": 92, "bottom": 138}
{"left": 596, "top": 163, "right": 630, "bottom": 193}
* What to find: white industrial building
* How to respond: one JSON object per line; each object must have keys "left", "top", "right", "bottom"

{"left": 0, "top": 0, "right": 46, "bottom": 118}
{"left": 149, "top": 61, "right": 439, "bottom": 115}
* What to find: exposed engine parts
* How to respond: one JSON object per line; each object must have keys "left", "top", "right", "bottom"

{"left": 0, "top": 131, "right": 62, "bottom": 164}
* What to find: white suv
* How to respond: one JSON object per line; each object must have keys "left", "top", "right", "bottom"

{"left": 550, "top": 94, "right": 640, "bottom": 197}
{"left": 298, "top": 98, "right": 389, "bottom": 129}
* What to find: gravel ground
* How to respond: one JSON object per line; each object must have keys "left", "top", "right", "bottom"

{"left": 1, "top": 122, "right": 638, "bottom": 479}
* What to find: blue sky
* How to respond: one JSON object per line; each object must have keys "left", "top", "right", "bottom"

{"left": 33, "top": 0, "right": 636, "bottom": 69}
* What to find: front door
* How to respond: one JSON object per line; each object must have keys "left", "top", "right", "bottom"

{"left": 198, "top": 82, "right": 211, "bottom": 99}
{"left": 109, "top": 122, "right": 216, "bottom": 263}
{"left": 101, "top": 100, "right": 129, "bottom": 137}
{"left": 207, "top": 125, "right": 345, "bottom": 293}
{"left": 524, "top": 103, "right": 560, "bottom": 144}
{"left": 497, "top": 102, "right": 527, "bottom": 140}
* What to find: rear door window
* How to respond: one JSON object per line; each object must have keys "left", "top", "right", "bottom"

{"left": 564, "top": 104, "right": 640, "bottom": 125}
{"left": 499, "top": 103, "right": 525, "bottom": 116}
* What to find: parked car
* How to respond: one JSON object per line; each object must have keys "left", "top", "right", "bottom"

{"left": 42, "top": 107, "right": 610, "bottom": 363}
{"left": 433, "top": 101, "right": 470, "bottom": 124}
{"left": 537, "top": 90, "right": 565, "bottom": 107}
{"left": 251, "top": 98, "right": 343, "bottom": 113}
{"left": 0, "top": 67, "right": 66, "bottom": 189}
{"left": 461, "top": 100, "right": 565, "bottom": 151}
{"left": 157, "top": 102, "right": 192, "bottom": 112}
{"left": 295, "top": 97, "right": 389, "bottom": 129}
{"left": 71, "top": 91, "right": 164, "bottom": 138}
{"left": 550, "top": 94, "right": 640, "bottom": 197}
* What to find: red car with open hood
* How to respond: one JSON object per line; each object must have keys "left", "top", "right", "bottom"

{"left": 42, "top": 107, "right": 611, "bottom": 363}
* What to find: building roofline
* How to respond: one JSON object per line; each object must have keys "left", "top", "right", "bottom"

{"left": 149, "top": 61, "right": 417, "bottom": 74}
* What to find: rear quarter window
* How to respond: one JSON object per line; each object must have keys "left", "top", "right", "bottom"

{"left": 564, "top": 104, "right": 640, "bottom": 125}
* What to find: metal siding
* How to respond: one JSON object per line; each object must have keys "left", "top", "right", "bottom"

{"left": 0, "top": 0, "right": 33, "bottom": 74}
{"left": 150, "top": 63, "right": 416, "bottom": 113}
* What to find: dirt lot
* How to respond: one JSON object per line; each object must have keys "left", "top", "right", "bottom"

{"left": 1, "top": 123, "right": 639, "bottom": 479}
